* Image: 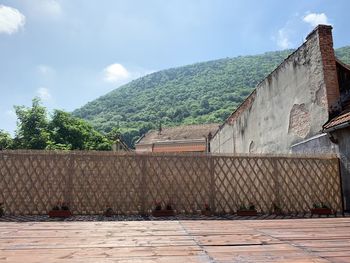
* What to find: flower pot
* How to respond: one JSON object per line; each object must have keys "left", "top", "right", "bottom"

{"left": 273, "top": 211, "right": 285, "bottom": 216}
{"left": 104, "top": 208, "right": 114, "bottom": 217}
{"left": 311, "top": 208, "right": 333, "bottom": 215}
{"left": 48, "top": 210, "right": 72, "bottom": 218}
{"left": 152, "top": 209, "right": 175, "bottom": 217}
{"left": 104, "top": 211, "right": 113, "bottom": 217}
{"left": 237, "top": 210, "right": 257, "bottom": 216}
{"left": 201, "top": 210, "right": 212, "bottom": 216}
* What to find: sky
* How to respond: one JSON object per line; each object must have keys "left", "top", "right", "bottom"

{"left": 0, "top": 0, "right": 349, "bottom": 134}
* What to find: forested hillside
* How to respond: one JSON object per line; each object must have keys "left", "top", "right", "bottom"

{"left": 73, "top": 46, "right": 350, "bottom": 147}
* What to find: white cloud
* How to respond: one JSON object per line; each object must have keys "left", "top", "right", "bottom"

{"left": 273, "top": 12, "right": 331, "bottom": 52}
{"left": 36, "top": 87, "right": 52, "bottom": 101}
{"left": 0, "top": 5, "right": 25, "bottom": 34}
{"left": 303, "top": 13, "right": 330, "bottom": 27}
{"left": 103, "top": 63, "right": 130, "bottom": 83}
{"left": 277, "top": 28, "right": 292, "bottom": 49}
{"left": 273, "top": 13, "right": 301, "bottom": 50}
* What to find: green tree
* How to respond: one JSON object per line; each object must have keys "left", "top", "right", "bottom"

{"left": 48, "top": 110, "right": 112, "bottom": 151}
{"left": 118, "top": 128, "right": 140, "bottom": 148}
{"left": 107, "top": 126, "right": 122, "bottom": 141}
{"left": 13, "top": 98, "right": 50, "bottom": 149}
{"left": 10, "top": 99, "right": 112, "bottom": 151}
{"left": 0, "top": 130, "right": 13, "bottom": 150}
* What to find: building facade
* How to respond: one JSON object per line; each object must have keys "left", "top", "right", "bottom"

{"left": 135, "top": 124, "right": 219, "bottom": 153}
{"left": 210, "top": 25, "right": 350, "bottom": 210}
{"left": 211, "top": 25, "right": 343, "bottom": 154}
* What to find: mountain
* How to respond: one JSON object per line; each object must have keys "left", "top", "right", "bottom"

{"left": 73, "top": 46, "right": 350, "bottom": 147}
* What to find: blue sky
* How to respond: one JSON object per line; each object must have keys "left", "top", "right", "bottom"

{"left": 0, "top": 0, "right": 349, "bottom": 134}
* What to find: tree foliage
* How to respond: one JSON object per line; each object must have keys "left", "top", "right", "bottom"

{"left": 72, "top": 46, "right": 350, "bottom": 147}
{"left": 48, "top": 110, "right": 111, "bottom": 150}
{"left": 2, "top": 47, "right": 350, "bottom": 150}
{"left": 6, "top": 99, "right": 112, "bottom": 151}
{"left": 14, "top": 98, "right": 50, "bottom": 149}
{"left": 0, "top": 130, "right": 12, "bottom": 150}
{"left": 335, "top": 47, "right": 350, "bottom": 65}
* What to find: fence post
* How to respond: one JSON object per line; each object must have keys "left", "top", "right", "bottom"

{"left": 0, "top": 153, "right": 5, "bottom": 213}
{"left": 272, "top": 157, "right": 281, "bottom": 213}
{"left": 139, "top": 155, "right": 147, "bottom": 215}
{"left": 209, "top": 155, "right": 216, "bottom": 213}
{"left": 65, "top": 153, "right": 74, "bottom": 211}
{"left": 337, "top": 157, "right": 345, "bottom": 215}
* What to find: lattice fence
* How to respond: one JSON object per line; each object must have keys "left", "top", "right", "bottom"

{"left": 0, "top": 151, "right": 342, "bottom": 215}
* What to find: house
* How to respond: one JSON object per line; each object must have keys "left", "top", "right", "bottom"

{"left": 322, "top": 60, "right": 350, "bottom": 211}
{"left": 209, "top": 25, "right": 350, "bottom": 210}
{"left": 135, "top": 123, "right": 219, "bottom": 153}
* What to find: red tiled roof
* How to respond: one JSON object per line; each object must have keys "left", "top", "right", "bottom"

{"left": 336, "top": 58, "right": 350, "bottom": 71}
{"left": 323, "top": 110, "right": 350, "bottom": 130}
{"left": 323, "top": 58, "right": 350, "bottom": 131}
{"left": 137, "top": 124, "right": 220, "bottom": 145}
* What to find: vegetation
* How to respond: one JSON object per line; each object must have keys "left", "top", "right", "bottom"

{"left": 0, "top": 130, "right": 12, "bottom": 150}
{"left": 2, "top": 98, "right": 112, "bottom": 151}
{"left": 2, "top": 47, "right": 350, "bottom": 150}
{"left": 73, "top": 46, "right": 350, "bottom": 147}
{"left": 335, "top": 46, "right": 350, "bottom": 64}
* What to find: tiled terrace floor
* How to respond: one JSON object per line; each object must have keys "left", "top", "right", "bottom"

{"left": 1, "top": 218, "right": 350, "bottom": 262}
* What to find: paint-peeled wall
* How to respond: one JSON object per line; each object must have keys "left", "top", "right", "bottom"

{"left": 211, "top": 25, "right": 339, "bottom": 154}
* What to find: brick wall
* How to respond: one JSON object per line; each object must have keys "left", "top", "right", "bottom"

{"left": 308, "top": 25, "right": 340, "bottom": 113}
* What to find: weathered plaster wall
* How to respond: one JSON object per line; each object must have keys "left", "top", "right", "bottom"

{"left": 211, "top": 25, "right": 337, "bottom": 154}
{"left": 290, "top": 133, "right": 338, "bottom": 154}
{"left": 334, "top": 128, "right": 350, "bottom": 210}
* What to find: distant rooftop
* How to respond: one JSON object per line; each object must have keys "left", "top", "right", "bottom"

{"left": 323, "top": 99, "right": 350, "bottom": 131}
{"left": 323, "top": 59, "right": 350, "bottom": 131}
{"left": 137, "top": 123, "right": 220, "bottom": 145}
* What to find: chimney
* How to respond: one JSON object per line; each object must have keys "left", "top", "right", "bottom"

{"left": 307, "top": 25, "right": 340, "bottom": 114}
{"left": 207, "top": 132, "right": 212, "bottom": 153}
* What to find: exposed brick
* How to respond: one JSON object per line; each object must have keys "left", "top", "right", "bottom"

{"left": 308, "top": 25, "right": 340, "bottom": 113}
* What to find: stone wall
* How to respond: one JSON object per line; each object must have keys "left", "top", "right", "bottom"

{"left": 211, "top": 25, "right": 338, "bottom": 154}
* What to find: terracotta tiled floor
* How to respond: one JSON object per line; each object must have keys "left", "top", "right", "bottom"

{"left": 1, "top": 218, "right": 350, "bottom": 262}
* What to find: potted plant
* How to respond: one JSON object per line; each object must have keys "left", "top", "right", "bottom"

{"left": 155, "top": 201, "right": 162, "bottom": 211}
{"left": 201, "top": 203, "right": 212, "bottom": 216}
{"left": 272, "top": 203, "right": 284, "bottom": 215}
{"left": 104, "top": 207, "right": 114, "bottom": 217}
{"left": 48, "top": 202, "right": 72, "bottom": 218}
{"left": 237, "top": 204, "right": 258, "bottom": 216}
{"left": 152, "top": 201, "right": 175, "bottom": 217}
{"left": 311, "top": 203, "right": 333, "bottom": 215}
{"left": 0, "top": 203, "right": 4, "bottom": 217}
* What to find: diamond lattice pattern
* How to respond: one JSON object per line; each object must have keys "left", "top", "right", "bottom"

{"left": 0, "top": 151, "right": 342, "bottom": 215}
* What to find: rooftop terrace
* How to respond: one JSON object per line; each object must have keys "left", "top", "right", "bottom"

{"left": 1, "top": 218, "right": 350, "bottom": 262}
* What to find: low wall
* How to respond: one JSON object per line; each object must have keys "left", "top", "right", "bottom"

{"left": 291, "top": 133, "right": 338, "bottom": 154}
